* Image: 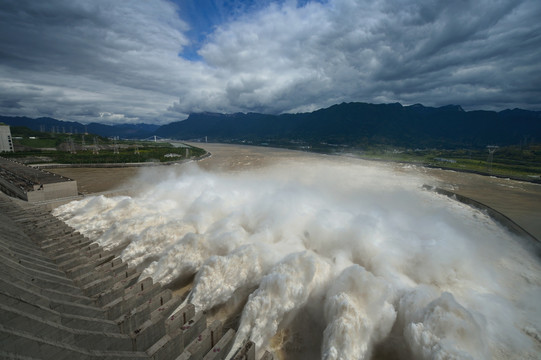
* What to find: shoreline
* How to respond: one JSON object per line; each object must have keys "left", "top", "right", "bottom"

{"left": 28, "top": 151, "right": 212, "bottom": 169}
{"left": 370, "top": 157, "right": 541, "bottom": 185}
{"left": 325, "top": 150, "right": 541, "bottom": 185}
{"left": 198, "top": 142, "right": 541, "bottom": 185}
{"left": 423, "top": 185, "right": 539, "bottom": 244}
{"left": 17, "top": 140, "right": 541, "bottom": 185}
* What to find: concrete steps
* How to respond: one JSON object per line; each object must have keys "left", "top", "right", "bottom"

{"left": 0, "top": 193, "right": 270, "bottom": 360}
{"left": 0, "top": 324, "right": 149, "bottom": 359}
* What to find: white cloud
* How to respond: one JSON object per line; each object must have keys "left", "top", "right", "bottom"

{"left": 0, "top": 0, "right": 210, "bottom": 123}
{"left": 182, "top": 0, "right": 540, "bottom": 113}
{"left": 0, "top": 0, "right": 539, "bottom": 124}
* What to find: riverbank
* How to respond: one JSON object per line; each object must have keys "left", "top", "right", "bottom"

{"left": 359, "top": 156, "right": 541, "bottom": 184}
{"left": 221, "top": 141, "right": 541, "bottom": 184}
{"left": 30, "top": 152, "right": 211, "bottom": 169}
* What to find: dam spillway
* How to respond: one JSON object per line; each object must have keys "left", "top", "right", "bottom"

{"left": 3, "top": 148, "right": 541, "bottom": 359}
{"left": 0, "top": 192, "right": 271, "bottom": 360}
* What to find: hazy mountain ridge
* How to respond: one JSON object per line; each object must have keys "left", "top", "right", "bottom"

{"left": 2, "top": 102, "right": 540, "bottom": 148}
{"left": 156, "top": 102, "right": 541, "bottom": 148}
{"left": 0, "top": 116, "right": 159, "bottom": 139}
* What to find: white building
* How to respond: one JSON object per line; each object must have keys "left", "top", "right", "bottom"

{"left": 0, "top": 124, "right": 14, "bottom": 152}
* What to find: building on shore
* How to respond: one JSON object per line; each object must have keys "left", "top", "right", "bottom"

{"left": 0, "top": 124, "right": 14, "bottom": 152}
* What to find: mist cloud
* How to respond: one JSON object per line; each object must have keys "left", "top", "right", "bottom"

{"left": 53, "top": 158, "right": 541, "bottom": 358}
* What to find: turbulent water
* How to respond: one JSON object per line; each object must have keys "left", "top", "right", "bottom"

{"left": 53, "top": 155, "right": 541, "bottom": 359}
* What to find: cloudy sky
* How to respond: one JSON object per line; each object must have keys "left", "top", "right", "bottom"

{"left": 1, "top": 0, "right": 540, "bottom": 124}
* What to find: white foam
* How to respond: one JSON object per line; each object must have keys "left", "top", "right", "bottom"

{"left": 188, "top": 243, "right": 277, "bottom": 312}
{"left": 322, "top": 265, "right": 396, "bottom": 360}
{"left": 53, "top": 158, "right": 541, "bottom": 359}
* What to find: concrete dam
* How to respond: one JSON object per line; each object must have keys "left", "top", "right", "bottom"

{"left": 2, "top": 150, "right": 541, "bottom": 359}
{"left": 0, "top": 157, "right": 78, "bottom": 203}
{"left": 0, "top": 192, "right": 271, "bottom": 359}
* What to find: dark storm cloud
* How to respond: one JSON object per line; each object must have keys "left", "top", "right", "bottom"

{"left": 0, "top": 99, "right": 23, "bottom": 109}
{"left": 0, "top": 0, "right": 539, "bottom": 124}
{"left": 186, "top": 0, "right": 541, "bottom": 113}
{"left": 0, "top": 0, "right": 205, "bottom": 123}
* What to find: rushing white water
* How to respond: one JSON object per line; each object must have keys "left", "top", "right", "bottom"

{"left": 53, "top": 156, "right": 541, "bottom": 359}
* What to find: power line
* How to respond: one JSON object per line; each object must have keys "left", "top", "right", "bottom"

{"left": 486, "top": 145, "right": 499, "bottom": 173}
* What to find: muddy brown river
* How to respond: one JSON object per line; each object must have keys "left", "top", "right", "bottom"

{"left": 49, "top": 142, "right": 541, "bottom": 241}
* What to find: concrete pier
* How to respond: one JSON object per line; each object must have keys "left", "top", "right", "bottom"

{"left": 0, "top": 192, "right": 268, "bottom": 359}
{"left": 0, "top": 156, "right": 78, "bottom": 202}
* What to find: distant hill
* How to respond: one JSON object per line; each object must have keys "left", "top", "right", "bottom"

{"left": 3, "top": 102, "right": 541, "bottom": 149}
{"left": 0, "top": 116, "right": 159, "bottom": 139}
{"left": 155, "top": 102, "right": 541, "bottom": 149}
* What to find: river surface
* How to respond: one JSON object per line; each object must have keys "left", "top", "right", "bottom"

{"left": 50, "top": 142, "right": 541, "bottom": 240}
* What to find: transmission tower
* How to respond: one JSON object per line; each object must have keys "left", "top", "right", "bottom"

{"left": 81, "top": 135, "right": 86, "bottom": 150}
{"left": 93, "top": 137, "right": 99, "bottom": 154}
{"left": 68, "top": 136, "right": 76, "bottom": 154}
{"left": 486, "top": 145, "right": 499, "bottom": 173}
{"left": 134, "top": 145, "right": 140, "bottom": 155}
{"left": 113, "top": 139, "right": 119, "bottom": 154}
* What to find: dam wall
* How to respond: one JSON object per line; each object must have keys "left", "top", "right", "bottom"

{"left": 423, "top": 184, "right": 539, "bottom": 243}
{"left": 0, "top": 192, "right": 271, "bottom": 359}
{"left": 0, "top": 157, "right": 79, "bottom": 202}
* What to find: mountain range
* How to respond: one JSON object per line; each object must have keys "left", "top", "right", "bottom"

{"left": 2, "top": 102, "right": 541, "bottom": 149}
{"left": 0, "top": 116, "right": 159, "bottom": 139}
{"left": 156, "top": 102, "right": 541, "bottom": 148}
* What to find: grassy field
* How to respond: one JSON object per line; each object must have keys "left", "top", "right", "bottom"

{"left": 3, "top": 147, "right": 206, "bottom": 164}
{"left": 3, "top": 131, "right": 207, "bottom": 164}
{"left": 351, "top": 147, "right": 541, "bottom": 181}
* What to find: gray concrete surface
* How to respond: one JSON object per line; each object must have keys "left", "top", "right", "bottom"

{"left": 0, "top": 191, "right": 267, "bottom": 359}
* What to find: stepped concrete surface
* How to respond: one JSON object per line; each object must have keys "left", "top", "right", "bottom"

{"left": 0, "top": 157, "right": 78, "bottom": 202}
{"left": 0, "top": 191, "right": 271, "bottom": 360}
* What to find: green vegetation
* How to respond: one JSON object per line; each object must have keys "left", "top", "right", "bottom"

{"left": 342, "top": 145, "right": 541, "bottom": 181}
{"left": 5, "top": 145, "right": 206, "bottom": 165}
{"left": 5, "top": 147, "right": 204, "bottom": 164}
{"left": 10, "top": 128, "right": 109, "bottom": 149}
{"left": 4, "top": 127, "right": 206, "bottom": 164}
{"left": 17, "top": 137, "right": 59, "bottom": 148}
{"left": 10, "top": 126, "right": 45, "bottom": 138}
